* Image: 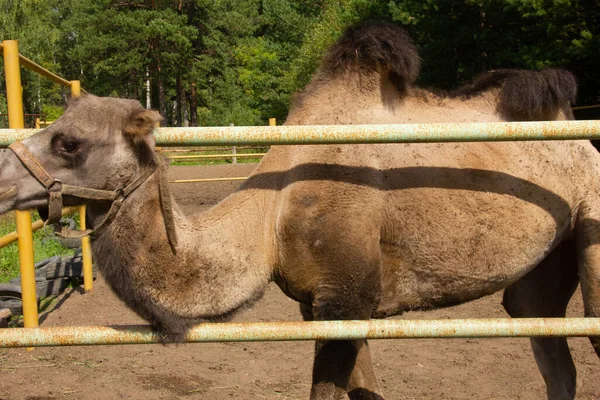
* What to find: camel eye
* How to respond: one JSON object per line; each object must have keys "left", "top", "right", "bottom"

{"left": 63, "top": 141, "right": 79, "bottom": 153}
{"left": 52, "top": 135, "right": 82, "bottom": 158}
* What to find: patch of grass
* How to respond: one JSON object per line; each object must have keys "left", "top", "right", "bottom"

{"left": 164, "top": 147, "right": 266, "bottom": 166}
{"left": 0, "top": 212, "right": 75, "bottom": 283}
{"left": 171, "top": 158, "right": 263, "bottom": 166}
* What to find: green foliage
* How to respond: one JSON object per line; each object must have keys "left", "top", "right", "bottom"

{"left": 0, "top": 213, "right": 74, "bottom": 283}
{"left": 41, "top": 105, "right": 64, "bottom": 122}
{"left": 386, "top": 0, "right": 600, "bottom": 102}
{"left": 286, "top": 0, "right": 350, "bottom": 91}
{"left": 0, "top": 0, "right": 65, "bottom": 126}
{"left": 56, "top": 0, "right": 196, "bottom": 98}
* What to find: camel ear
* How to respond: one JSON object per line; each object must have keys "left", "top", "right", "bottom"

{"left": 123, "top": 109, "right": 163, "bottom": 138}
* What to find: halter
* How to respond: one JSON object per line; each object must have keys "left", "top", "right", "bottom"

{"left": 8, "top": 141, "right": 178, "bottom": 251}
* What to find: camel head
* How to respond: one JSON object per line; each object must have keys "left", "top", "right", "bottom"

{"left": 0, "top": 95, "right": 162, "bottom": 218}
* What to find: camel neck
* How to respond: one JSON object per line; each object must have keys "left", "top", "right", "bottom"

{"left": 88, "top": 173, "right": 274, "bottom": 333}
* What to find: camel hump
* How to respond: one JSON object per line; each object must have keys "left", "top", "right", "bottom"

{"left": 453, "top": 69, "right": 577, "bottom": 121}
{"left": 498, "top": 69, "right": 577, "bottom": 120}
{"left": 321, "top": 21, "right": 421, "bottom": 91}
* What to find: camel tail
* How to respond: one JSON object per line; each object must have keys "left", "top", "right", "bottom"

{"left": 452, "top": 69, "right": 578, "bottom": 121}
{"left": 321, "top": 21, "right": 421, "bottom": 92}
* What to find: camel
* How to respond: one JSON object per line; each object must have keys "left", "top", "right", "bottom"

{"left": 0, "top": 21, "right": 598, "bottom": 400}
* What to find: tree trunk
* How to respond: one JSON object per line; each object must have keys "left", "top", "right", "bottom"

{"left": 146, "top": 67, "right": 152, "bottom": 109}
{"left": 131, "top": 70, "right": 139, "bottom": 101}
{"left": 157, "top": 63, "right": 166, "bottom": 126}
{"left": 189, "top": 82, "right": 198, "bottom": 127}
{"left": 176, "top": 74, "right": 185, "bottom": 127}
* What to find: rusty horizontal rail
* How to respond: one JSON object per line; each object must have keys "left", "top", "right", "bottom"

{"left": 161, "top": 146, "right": 269, "bottom": 153}
{"left": 572, "top": 104, "right": 600, "bottom": 111}
{"left": 169, "top": 153, "right": 266, "bottom": 160}
{"left": 153, "top": 120, "right": 600, "bottom": 146}
{"left": 2, "top": 120, "right": 600, "bottom": 148}
{"left": 0, "top": 128, "right": 39, "bottom": 145}
{"left": 171, "top": 177, "right": 248, "bottom": 183}
{"left": 1, "top": 318, "right": 600, "bottom": 348}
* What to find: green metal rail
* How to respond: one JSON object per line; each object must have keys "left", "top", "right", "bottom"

{"left": 1, "top": 318, "right": 600, "bottom": 348}
{"left": 153, "top": 120, "right": 600, "bottom": 146}
{"left": 2, "top": 120, "right": 600, "bottom": 148}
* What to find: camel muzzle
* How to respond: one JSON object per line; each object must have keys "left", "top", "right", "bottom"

{"left": 7, "top": 141, "right": 177, "bottom": 250}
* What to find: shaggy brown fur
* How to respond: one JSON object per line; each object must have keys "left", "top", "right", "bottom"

{"left": 123, "top": 109, "right": 163, "bottom": 138}
{"left": 450, "top": 69, "right": 578, "bottom": 120}
{"left": 321, "top": 21, "right": 421, "bottom": 92}
{"left": 0, "top": 22, "right": 596, "bottom": 400}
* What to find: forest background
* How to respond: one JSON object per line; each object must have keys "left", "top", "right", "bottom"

{"left": 0, "top": 0, "right": 598, "bottom": 128}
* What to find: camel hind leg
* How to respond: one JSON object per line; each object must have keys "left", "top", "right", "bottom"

{"left": 502, "top": 240, "right": 579, "bottom": 400}
{"left": 575, "top": 203, "right": 600, "bottom": 357}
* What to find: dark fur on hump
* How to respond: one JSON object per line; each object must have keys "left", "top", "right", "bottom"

{"left": 321, "top": 21, "right": 421, "bottom": 92}
{"left": 450, "top": 69, "right": 577, "bottom": 121}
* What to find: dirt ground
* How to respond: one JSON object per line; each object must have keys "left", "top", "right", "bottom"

{"left": 1, "top": 163, "right": 599, "bottom": 400}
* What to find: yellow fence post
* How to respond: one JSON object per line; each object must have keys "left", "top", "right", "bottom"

{"left": 269, "top": 118, "right": 276, "bottom": 127}
{"left": 71, "top": 80, "right": 80, "bottom": 97}
{"left": 3, "top": 40, "right": 39, "bottom": 327}
{"left": 71, "top": 80, "right": 93, "bottom": 293}
{"left": 3, "top": 41, "right": 24, "bottom": 129}
{"left": 79, "top": 205, "right": 93, "bottom": 293}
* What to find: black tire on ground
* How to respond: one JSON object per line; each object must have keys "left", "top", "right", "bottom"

{"left": 0, "top": 283, "right": 24, "bottom": 315}
{"left": 35, "top": 278, "right": 71, "bottom": 298}
{"left": 0, "top": 299, "right": 21, "bottom": 316}
{"left": 56, "top": 236, "right": 82, "bottom": 249}
{"left": 9, "top": 256, "right": 62, "bottom": 284}
{"left": 0, "top": 283, "right": 21, "bottom": 299}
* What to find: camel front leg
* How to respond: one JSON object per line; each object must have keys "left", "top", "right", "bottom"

{"left": 282, "top": 204, "right": 384, "bottom": 399}
{"left": 310, "top": 339, "right": 360, "bottom": 399}
{"left": 310, "top": 340, "right": 383, "bottom": 400}
{"left": 347, "top": 340, "right": 384, "bottom": 400}
{"left": 300, "top": 304, "right": 384, "bottom": 399}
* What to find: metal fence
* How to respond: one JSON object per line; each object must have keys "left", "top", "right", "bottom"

{"left": 1, "top": 40, "right": 600, "bottom": 347}
{"left": 1, "top": 120, "right": 600, "bottom": 346}
{"left": 2, "top": 318, "right": 600, "bottom": 347}
{"left": 0, "top": 40, "right": 94, "bottom": 330}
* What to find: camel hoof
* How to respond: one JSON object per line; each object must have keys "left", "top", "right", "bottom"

{"left": 348, "top": 388, "right": 385, "bottom": 400}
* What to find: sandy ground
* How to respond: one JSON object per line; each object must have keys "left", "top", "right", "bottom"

{"left": 1, "top": 163, "right": 599, "bottom": 400}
